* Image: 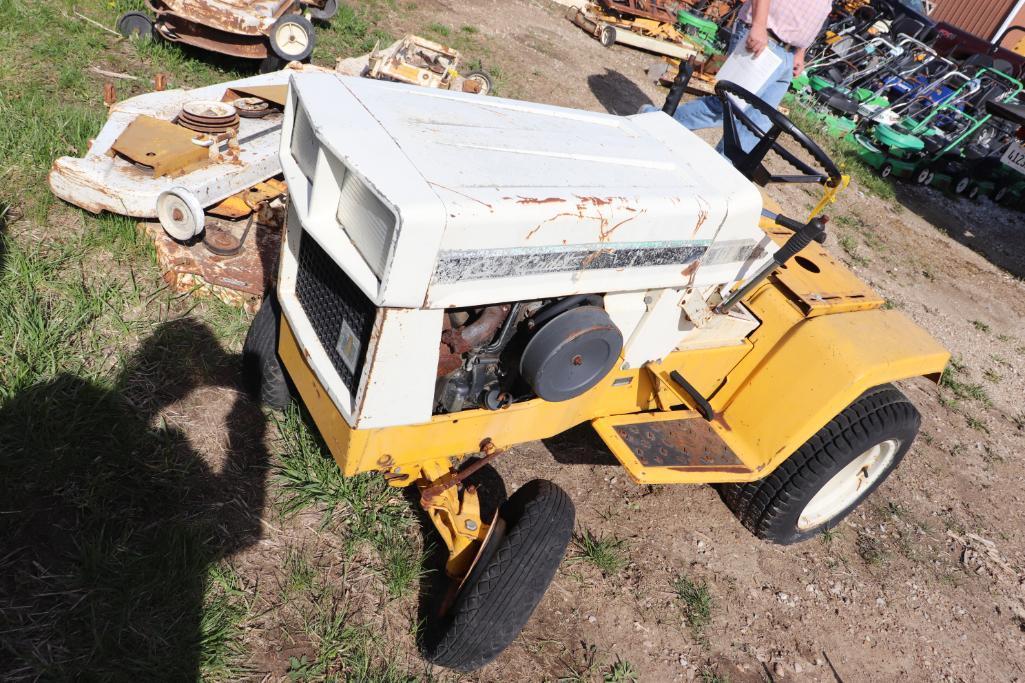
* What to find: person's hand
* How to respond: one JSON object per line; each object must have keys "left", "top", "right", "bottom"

{"left": 747, "top": 23, "right": 769, "bottom": 56}
{"left": 793, "top": 53, "right": 806, "bottom": 77}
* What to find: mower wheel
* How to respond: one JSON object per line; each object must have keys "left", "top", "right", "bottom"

{"left": 994, "top": 186, "right": 1009, "bottom": 203}
{"left": 913, "top": 166, "right": 932, "bottom": 186}
{"left": 269, "top": 14, "right": 315, "bottom": 62}
{"left": 880, "top": 163, "right": 894, "bottom": 179}
{"left": 463, "top": 70, "right": 493, "bottom": 96}
{"left": 258, "top": 55, "right": 285, "bottom": 74}
{"left": 718, "top": 384, "right": 919, "bottom": 545}
{"left": 953, "top": 175, "right": 971, "bottom": 195}
{"left": 424, "top": 480, "right": 574, "bottom": 671}
{"left": 117, "top": 11, "right": 154, "bottom": 40}
{"left": 600, "top": 26, "right": 616, "bottom": 47}
{"left": 242, "top": 293, "right": 291, "bottom": 410}
{"left": 967, "top": 185, "right": 980, "bottom": 201}
{"left": 307, "top": 0, "right": 338, "bottom": 21}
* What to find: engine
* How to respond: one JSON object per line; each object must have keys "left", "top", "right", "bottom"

{"left": 434, "top": 296, "right": 624, "bottom": 414}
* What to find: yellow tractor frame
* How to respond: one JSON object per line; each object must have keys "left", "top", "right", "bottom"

{"left": 276, "top": 195, "right": 949, "bottom": 579}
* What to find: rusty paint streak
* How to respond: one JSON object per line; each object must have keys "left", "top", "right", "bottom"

{"left": 599, "top": 212, "right": 642, "bottom": 242}
{"left": 692, "top": 196, "right": 710, "bottom": 238}
{"left": 525, "top": 212, "right": 580, "bottom": 239}
{"left": 516, "top": 196, "right": 565, "bottom": 205}
{"left": 682, "top": 260, "right": 700, "bottom": 288}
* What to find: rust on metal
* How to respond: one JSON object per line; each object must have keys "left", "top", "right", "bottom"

{"left": 437, "top": 304, "right": 511, "bottom": 377}
{"left": 146, "top": 0, "right": 296, "bottom": 58}
{"left": 613, "top": 418, "right": 746, "bottom": 470}
{"left": 138, "top": 203, "right": 283, "bottom": 311}
{"left": 207, "top": 178, "right": 287, "bottom": 219}
{"left": 154, "top": 72, "right": 168, "bottom": 91}
{"left": 103, "top": 82, "right": 116, "bottom": 106}
{"left": 110, "top": 115, "right": 211, "bottom": 178}
{"left": 222, "top": 84, "right": 289, "bottom": 108}
{"left": 419, "top": 439, "right": 503, "bottom": 505}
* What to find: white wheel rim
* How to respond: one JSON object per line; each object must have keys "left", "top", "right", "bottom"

{"left": 276, "top": 23, "right": 309, "bottom": 56}
{"left": 882, "top": 165, "right": 892, "bottom": 177}
{"left": 996, "top": 189, "right": 1007, "bottom": 202}
{"left": 956, "top": 178, "right": 969, "bottom": 193}
{"left": 797, "top": 439, "right": 900, "bottom": 531}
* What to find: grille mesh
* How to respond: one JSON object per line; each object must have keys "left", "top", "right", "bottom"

{"left": 295, "top": 232, "right": 377, "bottom": 393}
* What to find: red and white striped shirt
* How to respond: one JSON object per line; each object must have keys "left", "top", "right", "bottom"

{"left": 739, "top": 0, "right": 832, "bottom": 49}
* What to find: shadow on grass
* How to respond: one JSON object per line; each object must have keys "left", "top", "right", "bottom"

{"left": 0, "top": 318, "right": 268, "bottom": 680}
{"left": 587, "top": 68, "right": 653, "bottom": 116}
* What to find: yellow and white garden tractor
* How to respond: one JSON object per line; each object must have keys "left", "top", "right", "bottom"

{"left": 242, "top": 74, "right": 949, "bottom": 670}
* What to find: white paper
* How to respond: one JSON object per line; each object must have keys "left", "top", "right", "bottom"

{"left": 715, "top": 46, "right": 783, "bottom": 97}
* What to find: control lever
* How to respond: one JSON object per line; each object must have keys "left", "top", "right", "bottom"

{"left": 716, "top": 214, "right": 828, "bottom": 314}
{"left": 662, "top": 60, "right": 695, "bottom": 116}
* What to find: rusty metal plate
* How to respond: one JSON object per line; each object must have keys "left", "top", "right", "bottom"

{"left": 139, "top": 211, "right": 282, "bottom": 312}
{"left": 762, "top": 224, "right": 885, "bottom": 317}
{"left": 110, "top": 115, "right": 210, "bottom": 178}
{"left": 613, "top": 418, "right": 745, "bottom": 470}
{"left": 223, "top": 85, "right": 289, "bottom": 107}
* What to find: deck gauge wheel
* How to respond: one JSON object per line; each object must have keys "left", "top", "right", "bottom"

{"left": 715, "top": 80, "right": 842, "bottom": 188}
{"left": 156, "top": 187, "right": 205, "bottom": 242}
{"left": 880, "top": 162, "right": 894, "bottom": 179}
{"left": 953, "top": 175, "right": 971, "bottom": 195}
{"left": 269, "top": 14, "right": 315, "bottom": 62}
{"left": 117, "top": 11, "right": 155, "bottom": 40}
{"left": 600, "top": 25, "right": 617, "bottom": 47}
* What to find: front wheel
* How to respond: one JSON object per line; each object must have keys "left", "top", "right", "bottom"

{"left": 242, "top": 293, "right": 291, "bottom": 410}
{"left": 424, "top": 480, "right": 574, "bottom": 671}
{"left": 719, "top": 384, "right": 920, "bottom": 544}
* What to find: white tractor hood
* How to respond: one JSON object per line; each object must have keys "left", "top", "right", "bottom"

{"left": 280, "top": 73, "right": 770, "bottom": 309}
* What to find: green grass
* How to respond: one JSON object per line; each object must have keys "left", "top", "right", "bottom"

{"left": 572, "top": 530, "right": 630, "bottom": 576}
{"left": 971, "top": 320, "right": 992, "bottom": 333}
{"left": 699, "top": 667, "right": 731, "bottom": 683}
{"left": 784, "top": 96, "right": 896, "bottom": 200}
{"left": 603, "top": 656, "right": 639, "bottom": 683}
{"left": 672, "top": 574, "right": 713, "bottom": 636}
{"left": 0, "top": 1, "right": 434, "bottom": 679}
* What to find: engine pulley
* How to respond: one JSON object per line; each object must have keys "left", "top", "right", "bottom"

{"left": 519, "top": 305, "right": 623, "bottom": 403}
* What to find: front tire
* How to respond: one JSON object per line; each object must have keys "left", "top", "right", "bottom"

{"left": 424, "top": 480, "right": 574, "bottom": 671}
{"left": 242, "top": 293, "right": 291, "bottom": 410}
{"left": 719, "top": 384, "right": 920, "bottom": 545}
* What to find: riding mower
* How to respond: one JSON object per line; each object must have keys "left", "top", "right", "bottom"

{"left": 242, "top": 73, "right": 949, "bottom": 670}
{"left": 117, "top": 0, "right": 337, "bottom": 72}
{"left": 934, "top": 100, "right": 1025, "bottom": 204}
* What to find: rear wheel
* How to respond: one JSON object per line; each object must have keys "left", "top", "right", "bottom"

{"left": 880, "top": 162, "right": 894, "bottom": 179}
{"left": 463, "top": 70, "right": 493, "bottom": 96}
{"left": 718, "top": 384, "right": 920, "bottom": 545}
{"left": 242, "top": 293, "right": 291, "bottom": 410}
{"left": 953, "top": 175, "right": 971, "bottom": 195}
{"left": 600, "top": 26, "right": 616, "bottom": 47}
{"left": 307, "top": 0, "right": 338, "bottom": 21}
{"left": 424, "top": 480, "right": 574, "bottom": 671}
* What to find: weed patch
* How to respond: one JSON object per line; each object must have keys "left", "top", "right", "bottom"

{"left": 572, "top": 530, "right": 629, "bottom": 576}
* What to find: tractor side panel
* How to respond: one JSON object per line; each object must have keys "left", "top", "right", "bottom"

{"left": 712, "top": 307, "right": 949, "bottom": 480}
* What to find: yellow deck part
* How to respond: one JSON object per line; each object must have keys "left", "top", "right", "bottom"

{"left": 206, "top": 178, "right": 287, "bottom": 219}
{"left": 110, "top": 115, "right": 209, "bottom": 178}
{"left": 223, "top": 85, "right": 288, "bottom": 107}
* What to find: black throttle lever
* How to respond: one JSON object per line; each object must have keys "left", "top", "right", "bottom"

{"left": 715, "top": 214, "right": 827, "bottom": 314}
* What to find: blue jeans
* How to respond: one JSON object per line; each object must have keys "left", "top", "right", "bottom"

{"left": 646, "top": 25, "right": 795, "bottom": 153}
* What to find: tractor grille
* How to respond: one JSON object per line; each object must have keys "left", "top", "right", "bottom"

{"left": 295, "top": 231, "right": 377, "bottom": 394}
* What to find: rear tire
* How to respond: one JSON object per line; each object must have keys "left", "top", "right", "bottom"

{"left": 242, "top": 293, "right": 291, "bottom": 410}
{"left": 600, "top": 26, "right": 616, "bottom": 47}
{"left": 880, "top": 162, "right": 894, "bottom": 179}
{"left": 463, "top": 70, "right": 493, "bottom": 96}
{"left": 718, "top": 384, "right": 919, "bottom": 545}
{"left": 424, "top": 480, "right": 574, "bottom": 671}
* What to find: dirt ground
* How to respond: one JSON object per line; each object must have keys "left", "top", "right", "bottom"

{"left": 8, "top": 0, "right": 1025, "bottom": 681}
{"left": 331, "top": 1, "right": 1025, "bottom": 681}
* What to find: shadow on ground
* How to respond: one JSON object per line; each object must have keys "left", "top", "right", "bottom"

{"left": 893, "top": 183, "right": 1025, "bottom": 280}
{"left": 543, "top": 423, "right": 618, "bottom": 467}
{"left": 0, "top": 319, "right": 268, "bottom": 680}
{"left": 587, "top": 68, "right": 653, "bottom": 116}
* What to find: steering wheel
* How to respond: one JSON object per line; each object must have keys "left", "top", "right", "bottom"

{"left": 715, "top": 80, "right": 843, "bottom": 188}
